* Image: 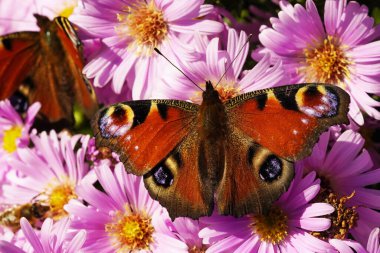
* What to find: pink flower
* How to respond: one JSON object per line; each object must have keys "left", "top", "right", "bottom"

{"left": 152, "top": 28, "right": 288, "bottom": 103}
{"left": 298, "top": 130, "right": 380, "bottom": 245}
{"left": 2, "top": 131, "right": 90, "bottom": 222}
{"left": 155, "top": 218, "right": 207, "bottom": 252}
{"left": 367, "top": 228, "right": 380, "bottom": 253}
{"left": 0, "top": 100, "right": 40, "bottom": 158}
{"left": 65, "top": 163, "right": 173, "bottom": 252}
{"left": 254, "top": 0, "right": 380, "bottom": 125}
{"left": 199, "top": 169, "right": 335, "bottom": 252}
{"left": 0, "top": 217, "right": 86, "bottom": 253}
{"left": 70, "top": 0, "right": 224, "bottom": 100}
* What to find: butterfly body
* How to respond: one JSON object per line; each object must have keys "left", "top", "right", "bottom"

{"left": 93, "top": 83, "right": 350, "bottom": 219}
{"left": 0, "top": 14, "right": 96, "bottom": 125}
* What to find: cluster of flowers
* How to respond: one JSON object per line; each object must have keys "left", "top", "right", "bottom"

{"left": 1, "top": 0, "right": 380, "bottom": 252}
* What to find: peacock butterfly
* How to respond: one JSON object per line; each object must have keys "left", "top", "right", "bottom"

{"left": 0, "top": 14, "right": 97, "bottom": 127}
{"left": 92, "top": 82, "right": 350, "bottom": 219}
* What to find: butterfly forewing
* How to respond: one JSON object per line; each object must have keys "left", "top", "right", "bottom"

{"left": 0, "top": 32, "right": 39, "bottom": 99}
{"left": 225, "top": 83, "right": 350, "bottom": 161}
{"left": 217, "top": 130, "right": 294, "bottom": 216}
{"left": 93, "top": 100, "right": 199, "bottom": 175}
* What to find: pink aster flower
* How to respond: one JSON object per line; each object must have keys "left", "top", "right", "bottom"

{"left": 298, "top": 130, "right": 380, "bottom": 245}
{"left": 0, "top": 217, "right": 86, "bottom": 253}
{"left": 255, "top": 0, "right": 380, "bottom": 125}
{"left": 155, "top": 218, "right": 207, "bottom": 252}
{"left": 1, "top": 131, "right": 91, "bottom": 223}
{"left": 199, "top": 169, "right": 336, "bottom": 252}
{"left": 65, "top": 163, "right": 172, "bottom": 252}
{"left": 367, "top": 228, "right": 380, "bottom": 253}
{"left": 70, "top": 0, "right": 224, "bottom": 100}
{"left": 0, "top": 99, "right": 40, "bottom": 160}
{"left": 152, "top": 28, "right": 288, "bottom": 103}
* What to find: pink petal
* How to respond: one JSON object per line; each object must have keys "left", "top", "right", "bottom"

{"left": 163, "top": 0, "right": 202, "bottom": 22}
{"left": 324, "top": 0, "right": 345, "bottom": 35}
{"left": 0, "top": 241, "right": 25, "bottom": 253}
{"left": 299, "top": 203, "right": 334, "bottom": 218}
{"left": 67, "top": 230, "right": 87, "bottom": 253}
{"left": 75, "top": 182, "right": 117, "bottom": 212}
{"left": 20, "top": 217, "right": 44, "bottom": 252}
{"left": 367, "top": 228, "right": 380, "bottom": 253}
{"left": 289, "top": 217, "right": 331, "bottom": 231}
{"left": 350, "top": 41, "right": 380, "bottom": 60}
{"left": 95, "top": 165, "right": 126, "bottom": 210}
{"left": 170, "top": 20, "right": 224, "bottom": 36}
{"left": 25, "top": 102, "right": 41, "bottom": 126}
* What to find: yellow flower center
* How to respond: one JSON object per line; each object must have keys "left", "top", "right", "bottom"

{"left": 58, "top": 0, "right": 78, "bottom": 17}
{"left": 116, "top": 1, "right": 168, "bottom": 56}
{"left": 250, "top": 206, "right": 288, "bottom": 244}
{"left": 105, "top": 207, "right": 154, "bottom": 251}
{"left": 48, "top": 183, "right": 77, "bottom": 219}
{"left": 2, "top": 126, "right": 22, "bottom": 153}
{"left": 189, "top": 245, "right": 207, "bottom": 253}
{"left": 191, "top": 83, "right": 241, "bottom": 104}
{"left": 301, "top": 36, "right": 350, "bottom": 86}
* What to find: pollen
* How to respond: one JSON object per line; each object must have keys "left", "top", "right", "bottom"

{"left": 189, "top": 245, "right": 207, "bottom": 253}
{"left": 216, "top": 85, "right": 241, "bottom": 102}
{"left": 48, "top": 183, "right": 77, "bottom": 219}
{"left": 300, "top": 36, "right": 351, "bottom": 86}
{"left": 105, "top": 206, "right": 154, "bottom": 251}
{"left": 116, "top": 1, "right": 168, "bottom": 56}
{"left": 191, "top": 83, "right": 241, "bottom": 104}
{"left": 250, "top": 206, "right": 288, "bottom": 244}
{"left": 2, "top": 126, "right": 22, "bottom": 153}
{"left": 312, "top": 190, "right": 358, "bottom": 240}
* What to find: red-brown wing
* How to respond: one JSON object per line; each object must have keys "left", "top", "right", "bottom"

{"left": 0, "top": 16, "right": 97, "bottom": 125}
{"left": 143, "top": 132, "right": 214, "bottom": 219}
{"left": 53, "top": 16, "right": 97, "bottom": 118}
{"left": 0, "top": 32, "right": 39, "bottom": 99}
{"left": 216, "top": 129, "right": 294, "bottom": 217}
{"left": 93, "top": 100, "right": 214, "bottom": 219}
{"left": 225, "top": 84, "right": 350, "bottom": 161}
{"left": 92, "top": 100, "right": 199, "bottom": 175}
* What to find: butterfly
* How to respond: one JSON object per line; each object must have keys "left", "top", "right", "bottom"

{"left": 92, "top": 82, "right": 350, "bottom": 219}
{"left": 0, "top": 14, "right": 97, "bottom": 127}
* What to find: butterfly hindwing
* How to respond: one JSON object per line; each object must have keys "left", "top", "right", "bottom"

{"left": 226, "top": 83, "right": 350, "bottom": 161}
{"left": 143, "top": 132, "right": 214, "bottom": 219}
{"left": 216, "top": 129, "right": 294, "bottom": 216}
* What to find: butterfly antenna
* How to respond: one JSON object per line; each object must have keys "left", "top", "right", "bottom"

{"left": 215, "top": 34, "right": 252, "bottom": 88}
{"left": 154, "top": 48, "right": 204, "bottom": 91}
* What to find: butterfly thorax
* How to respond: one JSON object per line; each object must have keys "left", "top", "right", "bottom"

{"left": 199, "top": 81, "right": 228, "bottom": 139}
{"left": 198, "top": 81, "right": 228, "bottom": 187}
{"left": 35, "top": 14, "right": 63, "bottom": 53}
